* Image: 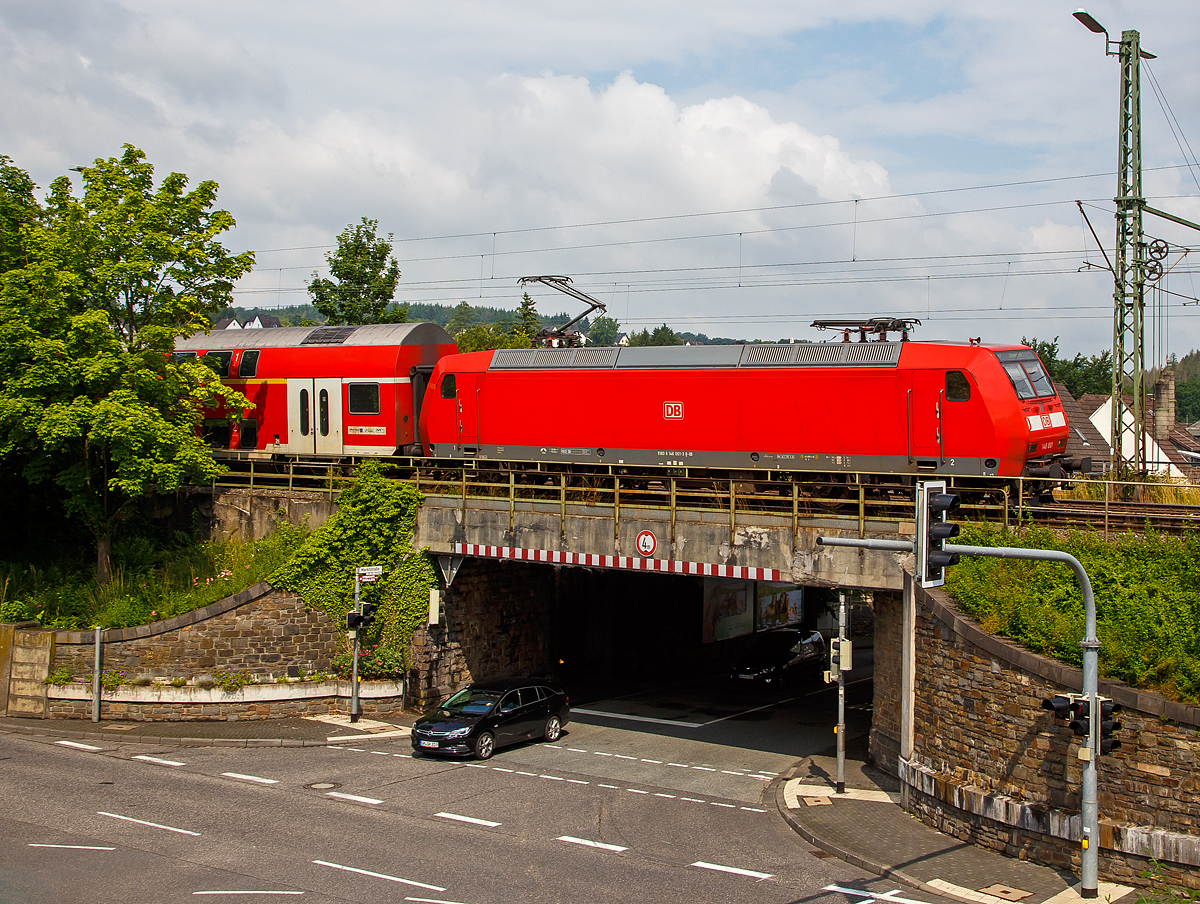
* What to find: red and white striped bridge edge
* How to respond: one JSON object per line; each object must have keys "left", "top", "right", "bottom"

{"left": 453, "top": 543, "right": 782, "bottom": 582}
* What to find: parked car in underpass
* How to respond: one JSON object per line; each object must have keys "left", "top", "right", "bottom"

{"left": 730, "top": 628, "right": 826, "bottom": 686}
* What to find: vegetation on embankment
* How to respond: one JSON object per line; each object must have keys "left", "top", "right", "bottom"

{"left": 946, "top": 523, "right": 1200, "bottom": 705}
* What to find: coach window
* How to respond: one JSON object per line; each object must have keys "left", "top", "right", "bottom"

{"left": 239, "top": 418, "right": 258, "bottom": 450}
{"left": 201, "top": 351, "right": 232, "bottom": 378}
{"left": 169, "top": 351, "right": 196, "bottom": 363}
{"left": 348, "top": 382, "right": 381, "bottom": 415}
{"left": 945, "top": 371, "right": 971, "bottom": 401}
{"left": 440, "top": 373, "right": 457, "bottom": 399}
{"left": 319, "top": 389, "right": 330, "bottom": 436}
{"left": 299, "top": 389, "right": 310, "bottom": 436}
{"left": 238, "top": 349, "right": 260, "bottom": 378}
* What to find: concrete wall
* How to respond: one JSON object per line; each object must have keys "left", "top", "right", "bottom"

{"left": 1, "top": 624, "right": 53, "bottom": 717}
{"left": 203, "top": 488, "right": 338, "bottom": 542}
{"left": 872, "top": 583, "right": 1200, "bottom": 889}
{"left": 53, "top": 584, "right": 342, "bottom": 681}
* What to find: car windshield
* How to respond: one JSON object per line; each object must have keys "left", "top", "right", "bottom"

{"left": 753, "top": 633, "right": 800, "bottom": 653}
{"left": 440, "top": 688, "right": 500, "bottom": 715}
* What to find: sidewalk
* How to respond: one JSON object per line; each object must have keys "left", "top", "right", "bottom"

{"left": 0, "top": 713, "right": 414, "bottom": 747}
{"left": 774, "top": 745, "right": 1136, "bottom": 904}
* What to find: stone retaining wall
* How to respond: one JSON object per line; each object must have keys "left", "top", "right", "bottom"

{"left": 53, "top": 583, "right": 342, "bottom": 680}
{"left": 891, "top": 584, "right": 1200, "bottom": 889}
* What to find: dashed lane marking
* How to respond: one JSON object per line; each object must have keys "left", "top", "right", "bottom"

{"left": 193, "top": 892, "right": 304, "bottom": 896}
{"left": 325, "top": 792, "right": 383, "bottom": 805}
{"left": 56, "top": 741, "right": 102, "bottom": 751}
{"left": 566, "top": 779, "right": 589, "bottom": 784}
{"left": 312, "top": 860, "right": 444, "bottom": 891}
{"left": 133, "top": 755, "right": 186, "bottom": 767}
{"left": 824, "top": 884, "right": 931, "bottom": 904}
{"left": 556, "top": 836, "right": 628, "bottom": 853}
{"left": 540, "top": 775, "right": 564, "bottom": 781}
{"left": 28, "top": 844, "right": 115, "bottom": 851}
{"left": 626, "top": 789, "right": 649, "bottom": 794}
{"left": 691, "top": 861, "right": 772, "bottom": 880}
{"left": 98, "top": 811, "right": 200, "bottom": 836}
{"left": 404, "top": 898, "right": 470, "bottom": 904}
{"left": 435, "top": 812, "right": 500, "bottom": 828}
{"left": 222, "top": 772, "right": 280, "bottom": 785}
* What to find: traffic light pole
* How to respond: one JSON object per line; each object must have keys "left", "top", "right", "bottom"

{"left": 816, "top": 536, "right": 1102, "bottom": 897}
{"left": 836, "top": 590, "right": 847, "bottom": 794}
{"left": 350, "top": 573, "right": 361, "bottom": 724}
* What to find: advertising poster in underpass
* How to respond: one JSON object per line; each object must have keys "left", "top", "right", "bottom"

{"left": 756, "top": 582, "right": 803, "bottom": 629}
{"left": 702, "top": 578, "right": 753, "bottom": 642}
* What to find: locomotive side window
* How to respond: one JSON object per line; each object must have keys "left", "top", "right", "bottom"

{"left": 997, "top": 350, "right": 1055, "bottom": 400}
{"left": 299, "top": 389, "right": 311, "bottom": 436}
{"left": 440, "top": 373, "right": 457, "bottom": 399}
{"left": 319, "top": 389, "right": 330, "bottom": 436}
{"left": 238, "top": 349, "right": 260, "bottom": 378}
{"left": 348, "top": 382, "right": 381, "bottom": 415}
{"left": 945, "top": 371, "right": 971, "bottom": 401}
{"left": 201, "top": 351, "right": 233, "bottom": 378}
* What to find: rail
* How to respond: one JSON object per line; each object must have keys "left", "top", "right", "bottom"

{"left": 199, "top": 455, "right": 1200, "bottom": 540}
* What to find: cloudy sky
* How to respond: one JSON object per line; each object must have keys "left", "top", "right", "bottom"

{"left": 3, "top": 1, "right": 1199, "bottom": 357}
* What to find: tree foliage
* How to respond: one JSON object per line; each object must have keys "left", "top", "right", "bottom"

{"left": 308, "top": 217, "right": 405, "bottom": 325}
{"left": 627, "top": 324, "right": 683, "bottom": 347}
{"left": 1023, "top": 336, "right": 1113, "bottom": 399}
{"left": 0, "top": 148, "right": 252, "bottom": 583}
{"left": 587, "top": 315, "right": 621, "bottom": 347}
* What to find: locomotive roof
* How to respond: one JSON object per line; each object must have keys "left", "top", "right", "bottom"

{"left": 174, "top": 321, "right": 454, "bottom": 351}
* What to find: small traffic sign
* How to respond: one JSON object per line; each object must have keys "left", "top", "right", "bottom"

{"left": 635, "top": 530, "right": 657, "bottom": 557}
{"left": 356, "top": 565, "right": 383, "bottom": 583}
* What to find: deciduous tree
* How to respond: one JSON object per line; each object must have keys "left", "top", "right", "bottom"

{"left": 308, "top": 217, "right": 405, "bottom": 325}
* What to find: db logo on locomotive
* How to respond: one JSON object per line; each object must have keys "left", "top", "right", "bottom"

{"left": 663, "top": 401, "right": 684, "bottom": 420}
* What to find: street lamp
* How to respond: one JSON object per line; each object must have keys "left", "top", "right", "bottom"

{"left": 1072, "top": 8, "right": 1106, "bottom": 36}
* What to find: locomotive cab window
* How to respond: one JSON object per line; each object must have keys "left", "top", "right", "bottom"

{"left": 238, "top": 349, "right": 260, "bottom": 378}
{"left": 348, "top": 382, "right": 381, "bottom": 415}
{"left": 945, "top": 371, "right": 971, "bottom": 401}
{"left": 997, "top": 350, "right": 1055, "bottom": 400}
{"left": 440, "top": 373, "right": 457, "bottom": 399}
{"left": 200, "top": 351, "right": 233, "bottom": 378}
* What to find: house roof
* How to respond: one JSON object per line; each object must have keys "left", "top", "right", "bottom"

{"left": 1056, "top": 383, "right": 1108, "bottom": 472}
{"left": 1077, "top": 393, "right": 1109, "bottom": 417}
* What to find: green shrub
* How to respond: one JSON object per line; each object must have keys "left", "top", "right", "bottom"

{"left": 211, "top": 669, "right": 254, "bottom": 694}
{"left": 43, "top": 666, "right": 74, "bottom": 686}
{"left": 947, "top": 523, "right": 1200, "bottom": 703}
{"left": 332, "top": 644, "right": 406, "bottom": 681}
{"left": 0, "top": 598, "right": 36, "bottom": 623}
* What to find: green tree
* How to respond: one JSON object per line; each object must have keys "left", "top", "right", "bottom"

{"left": 41, "top": 146, "right": 254, "bottom": 343}
{"left": 516, "top": 292, "right": 541, "bottom": 340}
{"left": 0, "top": 152, "right": 251, "bottom": 584}
{"left": 1023, "top": 337, "right": 1113, "bottom": 399}
{"left": 0, "top": 156, "right": 39, "bottom": 274}
{"left": 1177, "top": 381, "right": 1200, "bottom": 425}
{"left": 650, "top": 323, "right": 683, "bottom": 346}
{"left": 308, "top": 217, "right": 405, "bottom": 325}
{"left": 447, "top": 301, "right": 476, "bottom": 335}
{"left": 587, "top": 315, "right": 620, "bottom": 347}
{"left": 454, "top": 322, "right": 533, "bottom": 353}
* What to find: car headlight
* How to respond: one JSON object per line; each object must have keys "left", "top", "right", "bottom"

{"left": 444, "top": 727, "right": 472, "bottom": 739}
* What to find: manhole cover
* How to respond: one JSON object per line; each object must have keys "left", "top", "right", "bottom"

{"left": 307, "top": 782, "right": 341, "bottom": 790}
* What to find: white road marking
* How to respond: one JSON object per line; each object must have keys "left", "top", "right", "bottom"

{"left": 404, "top": 898, "right": 469, "bottom": 904}
{"left": 193, "top": 893, "right": 304, "bottom": 896}
{"left": 435, "top": 812, "right": 500, "bottom": 827}
{"left": 699, "top": 697, "right": 798, "bottom": 726}
{"left": 56, "top": 741, "right": 102, "bottom": 751}
{"left": 692, "top": 766, "right": 716, "bottom": 772}
{"left": 667, "top": 763, "right": 689, "bottom": 768}
{"left": 824, "top": 885, "right": 931, "bottom": 904}
{"left": 641, "top": 759, "right": 662, "bottom": 764}
{"left": 371, "top": 751, "right": 389, "bottom": 756}
{"left": 741, "top": 807, "right": 765, "bottom": 812}
{"left": 325, "top": 792, "right": 383, "bottom": 805}
{"left": 516, "top": 771, "right": 537, "bottom": 777}
{"left": 345, "top": 748, "right": 366, "bottom": 752}
{"left": 98, "top": 811, "right": 200, "bottom": 836}
{"left": 28, "top": 844, "right": 115, "bottom": 850}
{"left": 566, "top": 779, "right": 589, "bottom": 784}
{"left": 710, "top": 802, "right": 736, "bottom": 808}
{"left": 540, "top": 775, "right": 563, "bottom": 781}
{"left": 692, "top": 861, "right": 773, "bottom": 880}
{"left": 133, "top": 755, "right": 186, "bottom": 767}
{"left": 556, "top": 836, "right": 628, "bottom": 852}
{"left": 614, "top": 754, "right": 637, "bottom": 760}
{"left": 394, "top": 754, "right": 412, "bottom": 758}
{"left": 545, "top": 744, "right": 562, "bottom": 749}
{"left": 567, "top": 748, "right": 586, "bottom": 752}
{"left": 598, "top": 784, "right": 618, "bottom": 789}
{"left": 464, "top": 763, "right": 488, "bottom": 768}
{"left": 328, "top": 747, "right": 344, "bottom": 750}
{"left": 680, "top": 797, "right": 705, "bottom": 803}
{"left": 222, "top": 772, "right": 279, "bottom": 785}
{"left": 721, "top": 770, "right": 745, "bottom": 775}
{"left": 593, "top": 751, "right": 613, "bottom": 757}
{"left": 572, "top": 707, "right": 704, "bottom": 728}
{"left": 626, "top": 789, "right": 649, "bottom": 794}
{"left": 492, "top": 767, "right": 514, "bottom": 772}
{"left": 654, "top": 793, "right": 675, "bottom": 798}
{"left": 312, "top": 860, "right": 444, "bottom": 891}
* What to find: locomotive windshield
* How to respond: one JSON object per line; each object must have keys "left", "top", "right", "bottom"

{"left": 996, "top": 350, "right": 1055, "bottom": 400}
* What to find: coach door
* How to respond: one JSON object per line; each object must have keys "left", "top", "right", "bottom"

{"left": 909, "top": 371, "right": 944, "bottom": 468}
{"left": 287, "top": 378, "right": 344, "bottom": 455}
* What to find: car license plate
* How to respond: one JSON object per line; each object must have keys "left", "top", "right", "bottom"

{"left": 419, "top": 740, "right": 439, "bottom": 748}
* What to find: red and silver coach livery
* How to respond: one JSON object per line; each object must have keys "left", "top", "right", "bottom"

{"left": 174, "top": 322, "right": 456, "bottom": 457}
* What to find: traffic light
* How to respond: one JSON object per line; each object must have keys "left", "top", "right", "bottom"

{"left": 345, "top": 611, "right": 364, "bottom": 630}
{"left": 1099, "top": 699, "right": 1123, "bottom": 755}
{"left": 1041, "top": 694, "right": 1073, "bottom": 719}
{"left": 916, "top": 481, "right": 961, "bottom": 588}
{"left": 360, "top": 602, "right": 377, "bottom": 628}
{"left": 1068, "top": 699, "right": 1091, "bottom": 738}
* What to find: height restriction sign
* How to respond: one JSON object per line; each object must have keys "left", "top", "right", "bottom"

{"left": 635, "top": 530, "right": 657, "bottom": 557}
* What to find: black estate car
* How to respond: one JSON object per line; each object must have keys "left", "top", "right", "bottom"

{"left": 411, "top": 678, "right": 571, "bottom": 760}
{"left": 731, "top": 628, "right": 826, "bottom": 686}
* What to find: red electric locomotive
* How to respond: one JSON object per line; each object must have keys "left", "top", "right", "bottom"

{"left": 174, "top": 322, "right": 456, "bottom": 457}
{"left": 417, "top": 335, "right": 1076, "bottom": 479}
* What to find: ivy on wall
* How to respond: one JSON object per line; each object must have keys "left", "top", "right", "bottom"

{"left": 271, "top": 461, "right": 436, "bottom": 655}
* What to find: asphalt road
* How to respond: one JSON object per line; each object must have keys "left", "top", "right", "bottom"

{"left": 0, "top": 671, "right": 910, "bottom": 904}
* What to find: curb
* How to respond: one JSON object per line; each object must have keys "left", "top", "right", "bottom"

{"left": 0, "top": 720, "right": 335, "bottom": 748}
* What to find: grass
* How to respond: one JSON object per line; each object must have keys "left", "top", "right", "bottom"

{"left": 0, "top": 521, "right": 308, "bottom": 630}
